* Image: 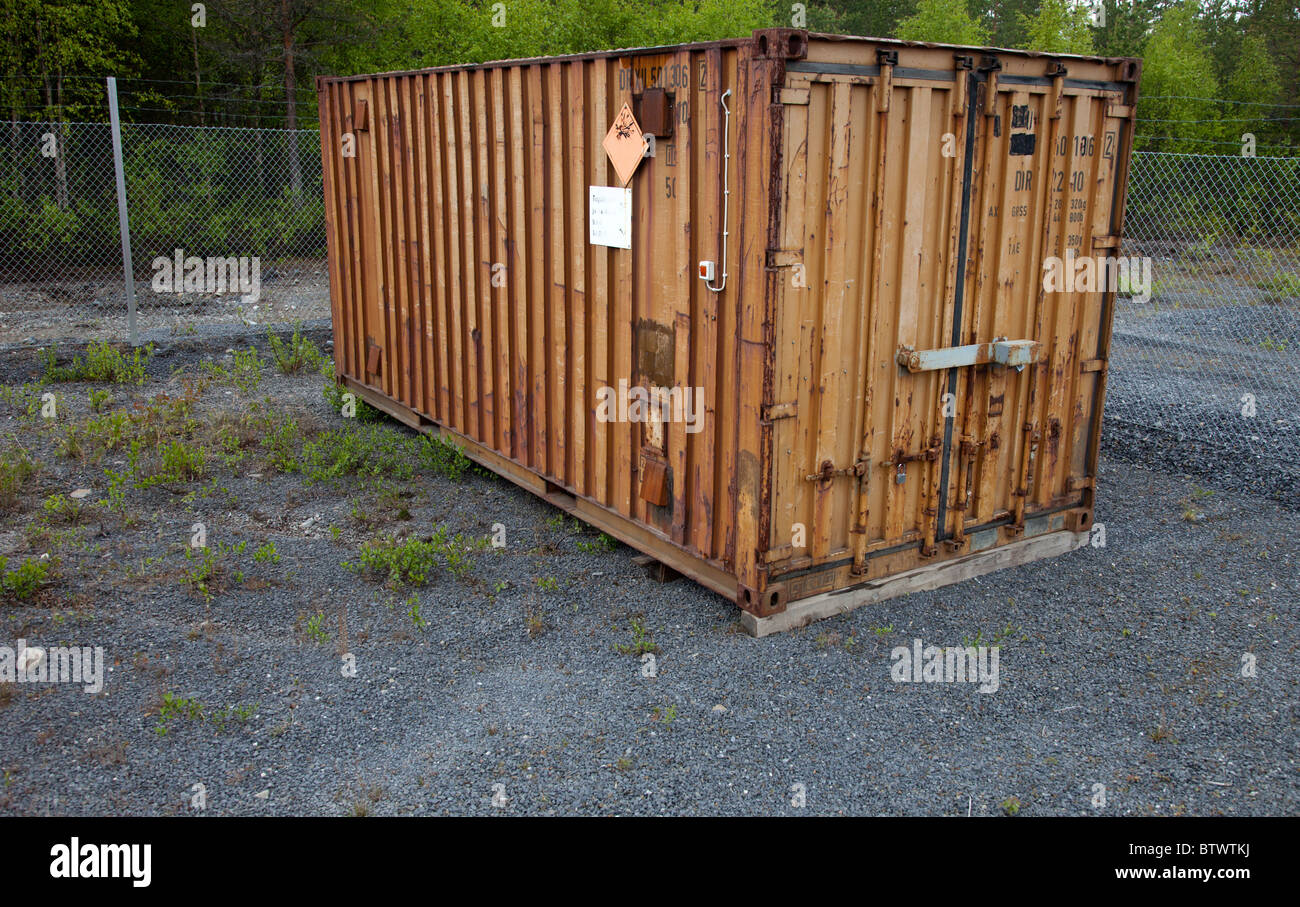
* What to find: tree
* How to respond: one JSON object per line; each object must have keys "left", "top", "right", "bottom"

{"left": 1136, "top": 2, "right": 1222, "bottom": 153}
{"left": 896, "top": 0, "right": 991, "bottom": 44}
{"left": 0, "top": 0, "right": 138, "bottom": 208}
{"left": 1019, "top": 0, "right": 1095, "bottom": 53}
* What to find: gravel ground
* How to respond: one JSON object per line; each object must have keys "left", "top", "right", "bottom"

{"left": 0, "top": 262, "right": 330, "bottom": 346}
{"left": 0, "top": 332, "right": 1295, "bottom": 816}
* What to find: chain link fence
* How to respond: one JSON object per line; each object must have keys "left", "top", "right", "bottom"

{"left": 0, "top": 120, "right": 328, "bottom": 345}
{"left": 1108, "top": 152, "right": 1299, "bottom": 499}
{"left": 0, "top": 120, "right": 1296, "bottom": 496}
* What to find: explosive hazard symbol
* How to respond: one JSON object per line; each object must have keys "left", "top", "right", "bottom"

{"left": 603, "top": 103, "right": 645, "bottom": 187}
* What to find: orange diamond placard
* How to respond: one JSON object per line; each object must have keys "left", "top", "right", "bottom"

{"left": 602, "top": 103, "right": 645, "bottom": 187}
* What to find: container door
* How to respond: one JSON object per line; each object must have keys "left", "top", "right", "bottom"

{"left": 936, "top": 63, "right": 1132, "bottom": 544}
{"left": 767, "top": 53, "right": 970, "bottom": 581}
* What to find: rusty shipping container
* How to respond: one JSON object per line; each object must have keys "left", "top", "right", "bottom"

{"left": 316, "top": 29, "right": 1141, "bottom": 634}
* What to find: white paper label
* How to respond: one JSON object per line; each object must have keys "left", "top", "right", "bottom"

{"left": 589, "top": 186, "right": 632, "bottom": 249}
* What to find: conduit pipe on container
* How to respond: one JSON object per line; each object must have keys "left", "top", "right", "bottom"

{"left": 705, "top": 88, "right": 732, "bottom": 294}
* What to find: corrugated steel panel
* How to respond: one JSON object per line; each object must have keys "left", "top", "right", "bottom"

{"left": 317, "top": 29, "right": 1140, "bottom": 630}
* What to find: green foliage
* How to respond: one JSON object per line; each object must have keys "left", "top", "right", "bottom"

{"left": 267, "top": 323, "right": 324, "bottom": 375}
{"left": 253, "top": 541, "right": 280, "bottom": 564}
{"left": 182, "top": 540, "right": 247, "bottom": 601}
{"left": 203, "top": 348, "right": 264, "bottom": 393}
{"left": 577, "top": 532, "right": 618, "bottom": 553}
{"left": 41, "top": 341, "right": 153, "bottom": 385}
{"left": 419, "top": 434, "right": 471, "bottom": 480}
{"left": 322, "top": 375, "right": 383, "bottom": 421}
{"left": 0, "top": 554, "right": 57, "bottom": 601}
{"left": 1018, "top": 0, "right": 1094, "bottom": 54}
{"left": 614, "top": 616, "right": 658, "bottom": 656}
{"left": 0, "top": 453, "right": 38, "bottom": 509}
{"left": 349, "top": 526, "right": 482, "bottom": 587}
{"left": 139, "top": 440, "right": 207, "bottom": 486}
{"left": 1136, "top": 3, "right": 1223, "bottom": 154}
{"left": 896, "top": 0, "right": 989, "bottom": 44}
{"left": 303, "top": 611, "right": 329, "bottom": 644}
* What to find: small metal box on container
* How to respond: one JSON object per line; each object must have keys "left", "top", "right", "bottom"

{"left": 316, "top": 29, "right": 1141, "bottom": 635}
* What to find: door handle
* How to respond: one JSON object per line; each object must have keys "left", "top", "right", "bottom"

{"left": 896, "top": 340, "right": 1038, "bottom": 374}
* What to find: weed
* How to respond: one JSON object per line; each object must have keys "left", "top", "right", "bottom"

{"left": 323, "top": 377, "right": 383, "bottom": 421}
{"left": 139, "top": 440, "right": 206, "bottom": 487}
{"left": 614, "top": 616, "right": 657, "bottom": 656}
{"left": 88, "top": 389, "right": 113, "bottom": 412}
{"left": 203, "top": 347, "right": 263, "bottom": 393}
{"left": 253, "top": 541, "right": 280, "bottom": 565}
{"left": 182, "top": 540, "right": 247, "bottom": 602}
{"left": 524, "top": 604, "right": 545, "bottom": 639}
{"left": 1000, "top": 796, "right": 1022, "bottom": 816}
{"left": 419, "top": 434, "right": 471, "bottom": 480}
{"left": 41, "top": 494, "right": 84, "bottom": 525}
{"left": 535, "top": 575, "right": 559, "bottom": 592}
{"left": 348, "top": 526, "right": 481, "bottom": 588}
{"left": 407, "top": 595, "right": 427, "bottom": 631}
{"left": 268, "top": 323, "right": 324, "bottom": 375}
{"left": 0, "top": 453, "right": 37, "bottom": 510}
{"left": 577, "top": 532, "right": 617, "bottom": 553}
{"left": 296, "top": 424, "right": 419, "bottom": 483}
{"left": 0, "top": 554, "right": 57, "bottom": 601}
{"left": 651, "top": 703, "right": 678, "bottom": 726}
{"left": 303, "top": 612, "right": 329, "bottom": 645}
{"left": 41, "top": 341, "right": 153, "bottom": 385}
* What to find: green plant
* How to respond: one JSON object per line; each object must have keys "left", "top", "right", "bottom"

{"left": 303, "top": 612, "right": 329, "bottom": 645}
{"left": 652, "top": 703, "right": 678, "bottom": 726}
{"left": 155, "top": 692, "right": 204, "bottom": 734}
{"left": 577, "top": 532, "right": 617, "bottom": 553}
{"left": 140, "top": 440, "right": 207, "bottom": 486}
{"left": 407, "top": 594, "right": 427, "bottom": 631}
{"left": 419, "top": 434, "right": 471, "bottom": 480}
{"left": 535, "top": 575, "right": 559, "bottom": 591}
{"left": 1000, "top": 796, "right": 1022, "bottom": 816}
{"left": 0, "top": 453, "right": 37, "bottom": 509}
{"left": 41, "top": 493, "right": 84, "bottom": 525}
{"left": 253, "top": 541, "right": 280, "bottom": 564}
{"left": 203, "top": 347, "right": 264, "bottom": 393}
{"left": 268, "top": 323, "right": 324, "bottom": 375}
{"left": 182, "top": 540, "right": 247, "bottom": 601}
{"left": 41, "top": 341, "right": 153, "bottom": 385}
{"left": 89, "top": 389, "right": 113, "bottom": 412}
{"left": 614, "top": 616, "right": 657, "bottom": 656}
{"left": 0, "top": 554, "right": 57, "bottom": 601}
{"left": 348, "top": 525, "right": 481, "bottom": 588}
{"left": 323, "top": 376, "right": 383, "bottom": 421}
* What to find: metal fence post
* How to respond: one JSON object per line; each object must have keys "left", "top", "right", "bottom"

{"left": 106, "top": 76, "right": 137, "bottom": 346}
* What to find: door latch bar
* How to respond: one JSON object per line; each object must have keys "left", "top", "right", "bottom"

{"left": 897, "top": 339, "right": 1039, "bottom": 373}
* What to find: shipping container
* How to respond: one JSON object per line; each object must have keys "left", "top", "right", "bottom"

{"left": 316, "top": 29, "right": 1141, "bottom": 635}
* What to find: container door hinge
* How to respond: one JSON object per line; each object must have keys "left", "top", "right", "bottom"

{"left": 775, "top": 87, "right": 810, "bottom": 106}
{"left": 762, "top": 401, "right": 798, "bottom": 421}
{"left": 1091, "top": 234, "right": 1121, "bottom": 249}
{"left": 766, "top": 248, "right": 802, "bottom": 268}
{"left": 1066, "top": 476, "right": 1095, "bottom": 492}
{"left": 806, "top": 457, "right": 869, "bottom": 483}
{"left": 1081, "top": 358, "right": 1106, "bottom": 373}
